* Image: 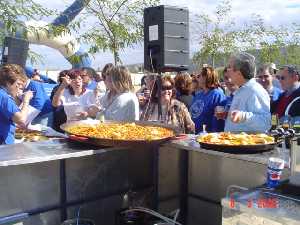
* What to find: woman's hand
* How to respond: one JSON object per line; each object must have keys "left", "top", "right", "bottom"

{"left": 60, "top": 76, "right": 71, "bottom": 88}
{"left": 87, "top": 105, "right": 101, "bottom": 118}
{"left": 76, "top": 111, "right": 89, "bottom": 120}
{"left": 22, "top": 91, "right": 34, "bottom": 104}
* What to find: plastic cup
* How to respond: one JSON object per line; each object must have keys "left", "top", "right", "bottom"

{"left": 215, "top": 106, "right": 227, "bottom": 119}
{"left": 266, "top": 157, "right": 285, "bottom": 188}
{"left": 137, "top": 92, "right": 144, "bottom": 99}
{"left": 144, "top": 89, "right": 150, "bottom": 98}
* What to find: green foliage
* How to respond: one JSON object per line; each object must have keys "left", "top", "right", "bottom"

{"left": 0, "top": 0, "right": 55, "bottom": 37}
{"left": 192, "top": 0, "right": 239, "bottom": 67}
{"left": 80, "top": 0, "right": 159, "bottom": 65}
{"left": 193, "top": 0, "right": 300, "bottom": 68}
{"left": 0, "top": 0, "right": 57, "bottom": 65}
{"left": 27, "top": 49, "right": 44, "bottom": 65}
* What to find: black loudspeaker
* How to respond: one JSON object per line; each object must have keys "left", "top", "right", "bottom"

{"left": 1, "top": 36, "right": 29, "bottom": 68}
{"left": 144, "top": 5, "right": 189, "bottom": 73}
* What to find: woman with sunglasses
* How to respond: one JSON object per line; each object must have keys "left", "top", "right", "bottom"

{"left": 52, "top": 69, "right": 98, "bottom": 121}
{"left": 190, "top": 66, "right": 226, "bottom": 133}
{"left": 140, "top": 76, "right": 195, "bottom": 134}
{"left": 257, "top": 64, "right": 282, "bottom": 103}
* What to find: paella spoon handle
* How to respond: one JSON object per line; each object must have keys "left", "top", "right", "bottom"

{"left": 203, "top": 124, "right": 207, "bottom": 133}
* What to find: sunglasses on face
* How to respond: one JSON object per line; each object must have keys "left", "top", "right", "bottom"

{"left": 257, "top": 75, "right": 271, "bottom": 79}
{"left": 161, "top": 85, "right": 173, "bottom": 91}
{"left": 277, "top": 75, "right": 287, "bottom": 81}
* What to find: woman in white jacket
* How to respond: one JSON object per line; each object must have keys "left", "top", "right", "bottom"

{"left": 88, "top": 66, "right": 139, "bottom": 121}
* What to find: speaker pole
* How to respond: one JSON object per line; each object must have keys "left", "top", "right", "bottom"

{"left": 157, "top": 72, "right": 162, "bottom": 121}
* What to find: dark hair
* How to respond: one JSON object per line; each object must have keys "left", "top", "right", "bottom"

{"left": 67, "top": 69, "right": 86, "bottom": 95}
{"left": 279, "top": 65, "right": 298, "bottom": 75}
{"left": 223, "top": 67, "right": 228, "bottom": 74}
{"left": 58, "top": 70, "right": 69, "bottom": 83}
{"left": 257, "top": 63, "right": 275, "bottom": 76}
{"left": 230, "top": 52, "right": 256, "bottom": 79}
{"left": 0, "top": 64, "right": 27, "bottom": 87}
{"left": 174, "top": 72, "right": 192, "bottom": 95}
{"left": 201, "top": 66, "right": 220, "bottom": 89}
{"left": 141, "top": 75, "right": 147, "bottom": 86}
{"left": 81, "top": 67, "right": 97, "bottom": 79}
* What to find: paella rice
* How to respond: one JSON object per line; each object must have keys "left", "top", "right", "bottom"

{"left": 65, "top": 123, "right": 175, "bottom": 141}
{"left": 197, "top": 132, "right": 275, "bottom": 145}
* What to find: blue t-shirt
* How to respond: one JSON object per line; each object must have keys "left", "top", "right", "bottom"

{"left": 220, "top": 94, "right": 234, "bottom": 111}
{"left": 270, "top": 87, "right": 282, "bottom": 103}
{"left": 25, "top": 80, "right": 53, "bottom": 115}
{"left": 86, "top": 80, "right": 97, "bottom": 90}
{"left": 190, "top": 88, "right": 226, "bottom": 133}
{"left": 0, "top": 88, "right": 20, "bottom": 144}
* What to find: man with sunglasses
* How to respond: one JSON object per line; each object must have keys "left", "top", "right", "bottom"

{"left": 224, "top": 52, "right": 271, "bottom": 132}
{"left": 256, "top": 63, "right": 282, "bottom": 103}
{"left": 271, "top": 65, "right": 300, "bottom": 119}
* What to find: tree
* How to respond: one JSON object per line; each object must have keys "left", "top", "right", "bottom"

{"left": 80, "top": 0, "right": 159, "bottom": 65}
{"left": 192, "top": 0, "right": 239, "bottom": 68}
{"left": 0, "top": 0, "right": 56, "bottom": 64}
{"left": 192, "top": 0, "right": 300, "bottom": 68}
{"left": 285, "top": 23, "right": 300, "bottom": 65}
{"left": 240, "top": 14, "right": 288, "bottom": 65}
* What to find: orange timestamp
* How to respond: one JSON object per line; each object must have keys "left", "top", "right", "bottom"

{"left": 229, "top": 197, "right": 279, "bottom": 209}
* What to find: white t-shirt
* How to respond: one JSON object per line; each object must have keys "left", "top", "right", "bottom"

{"left": 101, "top": 92, "right": 139, "bottom": 121}
{"left": 61, "top": 89, "right": 97, "bottom": 121}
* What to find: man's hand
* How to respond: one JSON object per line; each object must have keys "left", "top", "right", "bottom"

{"left": 230, "top": 110, "right": 243, "bottom": 123}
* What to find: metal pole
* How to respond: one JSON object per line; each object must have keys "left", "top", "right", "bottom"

{"left": 60, "top": 159, "right": 67, "bottom": 222}
{"left": 152, "top": 145, "right": 159, "bottom": 210}
{"left": 179, "top": 150, "right": 189, "bottom": 223}
{"left": 157, "top": 73, "right": 162, "bottom": 121}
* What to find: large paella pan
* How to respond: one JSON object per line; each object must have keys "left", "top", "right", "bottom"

{"left": 197, "top": 132, "right": 279, "bottom": 154}
{"left": 61, "top": 120, "right": 179, "bottom": 147}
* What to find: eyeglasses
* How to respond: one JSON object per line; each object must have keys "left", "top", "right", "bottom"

{"left": 277, "top": 76, "right": 286, "bottom": 81}
{"left": 161, "top": 85, "right": 173, "bottom": 91}
{"left": 257, "top": 75, "right": 271, "bottom": 79}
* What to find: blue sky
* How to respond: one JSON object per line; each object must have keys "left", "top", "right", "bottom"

{"left": 29, "top": 0, "right": 300, "bottom": 70}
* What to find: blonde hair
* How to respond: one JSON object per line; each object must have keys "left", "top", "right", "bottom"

{"left": 108, "top": 66, "right": 134, "bottom": 94}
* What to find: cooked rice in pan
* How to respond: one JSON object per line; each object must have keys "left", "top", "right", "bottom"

{"left": 65, "top": 123, "right": 175, "bottom": 141}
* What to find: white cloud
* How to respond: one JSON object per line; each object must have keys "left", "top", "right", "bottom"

{"left": 28, "top": 0, "right": 300, "bottom": 70}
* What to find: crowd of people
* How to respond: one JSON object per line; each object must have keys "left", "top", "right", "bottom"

{"left": 1, "top": 51, "right": 300, "bottom": 145}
